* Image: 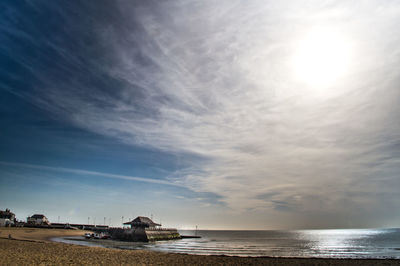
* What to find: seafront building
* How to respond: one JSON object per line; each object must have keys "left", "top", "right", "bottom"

{"left": 27, "top": 214, "right": 50, "bottom": 225}
{"left": 0, "top": 209, "right": 15, "bottom": 227}
{"left": 109, "top": 216, "right": 181, "bottom": 241}
{"left": 123, "top": 216, "right": 161, "bottom": 228}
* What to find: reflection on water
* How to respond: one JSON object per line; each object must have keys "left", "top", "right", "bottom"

{"left": 53, "top": 228, "right": 400, "bottom": 258}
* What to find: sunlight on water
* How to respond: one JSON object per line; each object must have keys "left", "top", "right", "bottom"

{"left": 294, "top": 229, "right": 395, "bottom": 258}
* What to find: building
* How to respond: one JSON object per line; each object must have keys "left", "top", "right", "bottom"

{"left": 27, "top": 214, "right": 50, "bottom": 225}
{"left": 0, "top": 209, "right": 15, "bottom": 227}
{"left": 109, "top": 216, "right": 180, "bottom": 242}
{"left": 123, "top": 216, "right": 161, "bottom": 228}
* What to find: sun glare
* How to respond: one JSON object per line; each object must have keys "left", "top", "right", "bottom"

{"left": 293, "top": 29, "right": 351, "bottom": 88}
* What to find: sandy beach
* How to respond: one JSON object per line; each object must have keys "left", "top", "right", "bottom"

{"left": 1, "top": 228, "right": 399, "bottom": 265}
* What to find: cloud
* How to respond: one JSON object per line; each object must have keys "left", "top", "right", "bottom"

{"left": 0, "top": 161, "right": 183, "bottom": 187}
{"left": 2, "top": 0, "right": 400, "bottom": 226}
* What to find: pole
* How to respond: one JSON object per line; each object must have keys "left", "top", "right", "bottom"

{"left": 104, "top": 217, "right": 106, "bottom": 226}
{"left": 88, "top": 217, "right": 90, "bottom": 225}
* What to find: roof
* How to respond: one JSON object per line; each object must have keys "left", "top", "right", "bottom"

{"left": 30, "top": 214, "right": 46, "bottom": 219}
{"left": 123, "top": 216, "right": 161, "bottom": 227}
{"left": 0, "top": 209, "right": 15, "bottom": 219}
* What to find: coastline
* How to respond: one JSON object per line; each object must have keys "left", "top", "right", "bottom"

{"left": 1, "top": 228, "right": 399, "bottom": 265}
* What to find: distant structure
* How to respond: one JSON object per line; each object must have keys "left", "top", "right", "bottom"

{"left": 0, "top": 209, "right": 15, "bottom": 227}
{"left": 123, "top": 216, "right": 161, "bottom": 228}
{"left": 48, "top": 222, "right": 109, "bottom": 230}
{"left": 109, "top": 216, "right": 180, "bottom": 242}
{"left": 27, "top": 214, "right": 50, "bottom": 226}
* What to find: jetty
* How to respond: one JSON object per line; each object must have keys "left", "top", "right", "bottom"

{"left": 108, "top": 216, "right": 181, "bottom": 242}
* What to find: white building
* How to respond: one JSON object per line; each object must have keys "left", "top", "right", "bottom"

{"left": 27, "top": 214, "right": 50, "bottom": 225}
{"left": 0, "top": 209, "right": 15, "bottom": 227}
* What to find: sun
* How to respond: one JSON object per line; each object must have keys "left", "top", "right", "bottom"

{"left": 293, "top": 29, "right": 351, "bottom": 88}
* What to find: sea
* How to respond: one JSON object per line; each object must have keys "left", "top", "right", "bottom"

{"left": 53, "top": 228, "right": 400, "bottom": 259}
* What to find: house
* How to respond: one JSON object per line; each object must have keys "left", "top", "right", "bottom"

{"left": 123, "top": 216, "right": 161, "bottom": 229}
{"left": 0, "top": 209, "right": 15, "bottom": 227}
{"left": 27, "top": 214, "right": 50, "bottom": 225}
{"left": 110, "top": 216, "right": 180, "bottom": 242}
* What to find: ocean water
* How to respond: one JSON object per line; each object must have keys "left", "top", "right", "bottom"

{"left": 53, "top": 228, "right": 400, "bottom": 258}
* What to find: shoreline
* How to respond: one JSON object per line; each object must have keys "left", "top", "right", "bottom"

{"left": 54, "top": 235, "right": 400, "bottom": 260}
{"left": 1, "top": 228, "right": 399, "bottom": 265}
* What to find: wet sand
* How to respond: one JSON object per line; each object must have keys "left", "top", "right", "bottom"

{"left": 0, "top": 228, "right": 399, "bottom": 265}
{"left": 0, "top": 227, "right": 89, "bottom": 242}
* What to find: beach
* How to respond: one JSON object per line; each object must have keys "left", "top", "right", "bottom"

{"left": 1, "top": 228, "right": 399, "bottom": 265}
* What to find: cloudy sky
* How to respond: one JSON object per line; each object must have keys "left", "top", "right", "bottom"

{"left": 1, "top": 0, "right": 400, "bottom": 229}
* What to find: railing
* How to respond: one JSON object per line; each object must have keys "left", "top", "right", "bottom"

{"left": 147, "top": 227, "right": 177, "bottom": 231}
{"left": 106, "top": 227, "right": 178, "bottom": 231}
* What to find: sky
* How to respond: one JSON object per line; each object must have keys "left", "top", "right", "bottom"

{"left": 1, "top": 0, "right": 400, "bottom": 229}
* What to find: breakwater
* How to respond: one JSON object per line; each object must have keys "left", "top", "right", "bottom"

{"left": 108, "top": 227, "right": 181, "bottom": 242}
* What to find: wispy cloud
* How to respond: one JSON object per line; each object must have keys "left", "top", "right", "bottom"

{"left": 0, "top": 161, "right": 183, "bottom": 187}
